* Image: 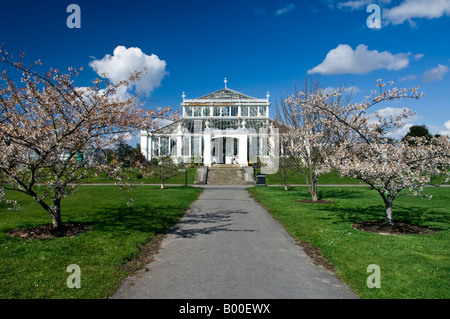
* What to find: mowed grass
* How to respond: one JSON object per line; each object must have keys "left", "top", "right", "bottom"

{"left": 248, "top": 186, "right": 450, "bottom": 299}
{"left": 0, "top": 185, "right": 202, "bottom": 299}
{"left": 82, "top": 167, "right": 198, "bottom": 184}
{"left": 265, "top": 170, "right": 361, "bottom": 185}
{"left": 256, "top": 169, "right": 450, "bottom": 186}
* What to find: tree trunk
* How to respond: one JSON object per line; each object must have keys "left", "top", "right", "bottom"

{"left": 35, "top": 196, "right": 64, "bottom": 229}
{"left": 51, "top": 197, "right": 64, "bottom": 229}
{"left": 385, "top": 198, "right": 394, "bottom": 226}
{"left": 283, "top": 176, "right": 287, "bottom": 191}
{"left": 311, "top": 178, "right": 318, "bottom": 202}
{"left": 51, "top": 211, "right": 64, "bottom": 229}
{"left": 308, "top": 165, "right": 318, "bottom": 202}
{"left": 160, "top": 180, "right": 165, "bottom": 189}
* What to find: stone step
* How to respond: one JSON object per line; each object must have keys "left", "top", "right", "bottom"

{"left": 206, "top": 167, "right": 246, "bottom": 185}
{"left": 209, "top": 164, "right": 241, "bottom": 169}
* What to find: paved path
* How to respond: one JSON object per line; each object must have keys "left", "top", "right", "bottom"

{"left": 112, "top": 185, "right": 357, "bottom": 299}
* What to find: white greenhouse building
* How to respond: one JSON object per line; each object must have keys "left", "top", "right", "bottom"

{"left": 140, "top": 80, "right": 279, "bottom": 174}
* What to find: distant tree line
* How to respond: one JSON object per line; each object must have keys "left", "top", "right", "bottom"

{"left": 402, "top": 125, "right": 438, "bottom": 141}
{"left": 105, "top": 142, "right": 182, "bottom": 189}
{"left": 105, "top": 142, "right": 146, "bottom": 167}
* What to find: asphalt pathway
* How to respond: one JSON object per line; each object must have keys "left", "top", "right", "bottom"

{"left": 112, "top": 185, "right": 358, "bottom": 299}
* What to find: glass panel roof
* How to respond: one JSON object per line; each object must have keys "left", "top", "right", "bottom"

{"left": 193, "top": 88, "right": 260, "bottom": 101}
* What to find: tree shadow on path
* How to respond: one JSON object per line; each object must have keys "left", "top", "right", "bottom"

{"left": 169, "top": 209, "right": 259, "bottom": 238}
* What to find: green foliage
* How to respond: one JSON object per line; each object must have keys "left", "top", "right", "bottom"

{"left": 147, "top": 156, "right": 183, "bottom": 189}
{"left": 402, "top": 125, "right": 432, "bottom": 141}
{"left": 114, "top": 142, "right": 137, "bottom": 167}
{"left": 275, "top": 157, "right": 296, "bottom": 190}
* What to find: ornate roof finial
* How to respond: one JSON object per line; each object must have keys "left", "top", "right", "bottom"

{"left": 266, "top": 91, "right": 270, "bottom": 101}
{"left": 224, "top": 77, "right": 227, "bottom": 89}
{"left": 182, "top": 91, "right": 186, "bottom": 101}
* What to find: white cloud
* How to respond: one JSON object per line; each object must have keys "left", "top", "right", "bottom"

{"left": 439, "top": 120, "right": 450, "bottom": 136}
{"left": 337, "top": 0, "right": 373, "bottom": 10}
{"left": 307, "top": 44, "right": 410, "bottom": 75}
{"left": 155, "top": 118, "right": 174, "bottom": 128}
{"left": 384, "top": 0, "right": 450, "bottom": 25}
{"left": 74, "top": 85, "right": 130, "bottom": 104}
{"left": 385, "top": 123, "right": 414, "bottom": 140}
{"left": 323, "top": 85, "right": 361, "bottom": 95}
{"left": 275, "top": 3, "right": 295, "bottom": 15}
{"left": 370, "top": 107, "right": 421, "bottom": 139}
{"left": 127, "top": 135, "right": 140, "bottom": 147}
{"left": 335, "top": 0, "right": 450, "bottom": 27}
{"left": 398, "top": 74, "right": 418, "bottom": 82}
{"left": 422, "top": 64, "right": 449, "bottom": 83}
{"left": 89, "top": 46, "right": 168, "bottom": 97}
{"left": 373, "top": 107, "right": 419, "bottom": 121}
{"left": 337, "top": 0, "right": 391, "bottom": 11}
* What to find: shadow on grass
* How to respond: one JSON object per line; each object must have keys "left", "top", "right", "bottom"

{"left": 91, "top": 203, "right": 189, "bottom": 235}
{"left": 283, "top": 186, "right": 449, "bottom": 231}
{"left": 329, "top": 204, "right": 449, "bottom": 230}
{"left": 288, "top": 187, "right": 371, "bottom": 201}
{"left": 316, "top": 188, "right": 372, "bottom": 200}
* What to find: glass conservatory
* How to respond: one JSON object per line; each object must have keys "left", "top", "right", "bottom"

{"left": 140, "top": 80, "right": 278, "bottom": 167}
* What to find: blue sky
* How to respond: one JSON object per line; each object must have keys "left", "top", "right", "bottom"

{"left": 1, "top": 0, "right": 449, "bottom": 142}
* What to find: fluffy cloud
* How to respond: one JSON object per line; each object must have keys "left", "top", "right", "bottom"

{"left": 398, "top": 74, "right": 418, "bottom": 82}
{"left": 308, "top": 44, "right": 410, "bottom": 75}
{"left": 335, "top": 0, "right": 450, "bottom": 27}
{"left": 369, "top": 107, "right": 421, "bottom": 139}
{"left": 337, "top": 0, "right": 391, "bottom": 11}
{"left": 373, "top": 107, "right": 418, "bottom": 121}
{"left": 337, "top": 0, "right": 371, "bottom": 10}
{"left": 439, "top": 120, "right": 450, "bottom": 136}
{"left": 422, "top": 64, "right": 449, "bottom": 83}
{"left": 385, "top": 123, "right": 414, "bottom": 140}
{"left": 89, "top": 46, "right": 168, "bottom": 97}
{"left": 323, "top": 85, "right": 361, "bottom": 95}
{"left": 383, "top": 0, "right": 450, "bottom": 25}
{"left": 275, "top": 3, "right": 295, "bottom": 15}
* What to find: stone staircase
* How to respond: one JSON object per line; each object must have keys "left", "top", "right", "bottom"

{"left": 206, "top": 164, "right": 247, "bottom": 185}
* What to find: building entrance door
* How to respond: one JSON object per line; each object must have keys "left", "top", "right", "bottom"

{"left": 211, "top": 137, "right": 239, "bottom": 164}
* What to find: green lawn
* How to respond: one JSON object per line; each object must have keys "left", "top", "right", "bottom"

{"left": 255, "top": 168, "right": 450, "bottom": 186}
{"left": 0, "top": 185, "right": 202, "bottom": 299}
{"left": 248, "top": 185, "right": 450, "bottom": 299}
{"left": 82, "top": 166, "right": 198, "bottom": 184}
{"left": 264, "top": 170, "right": 361, "bottom": 185}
